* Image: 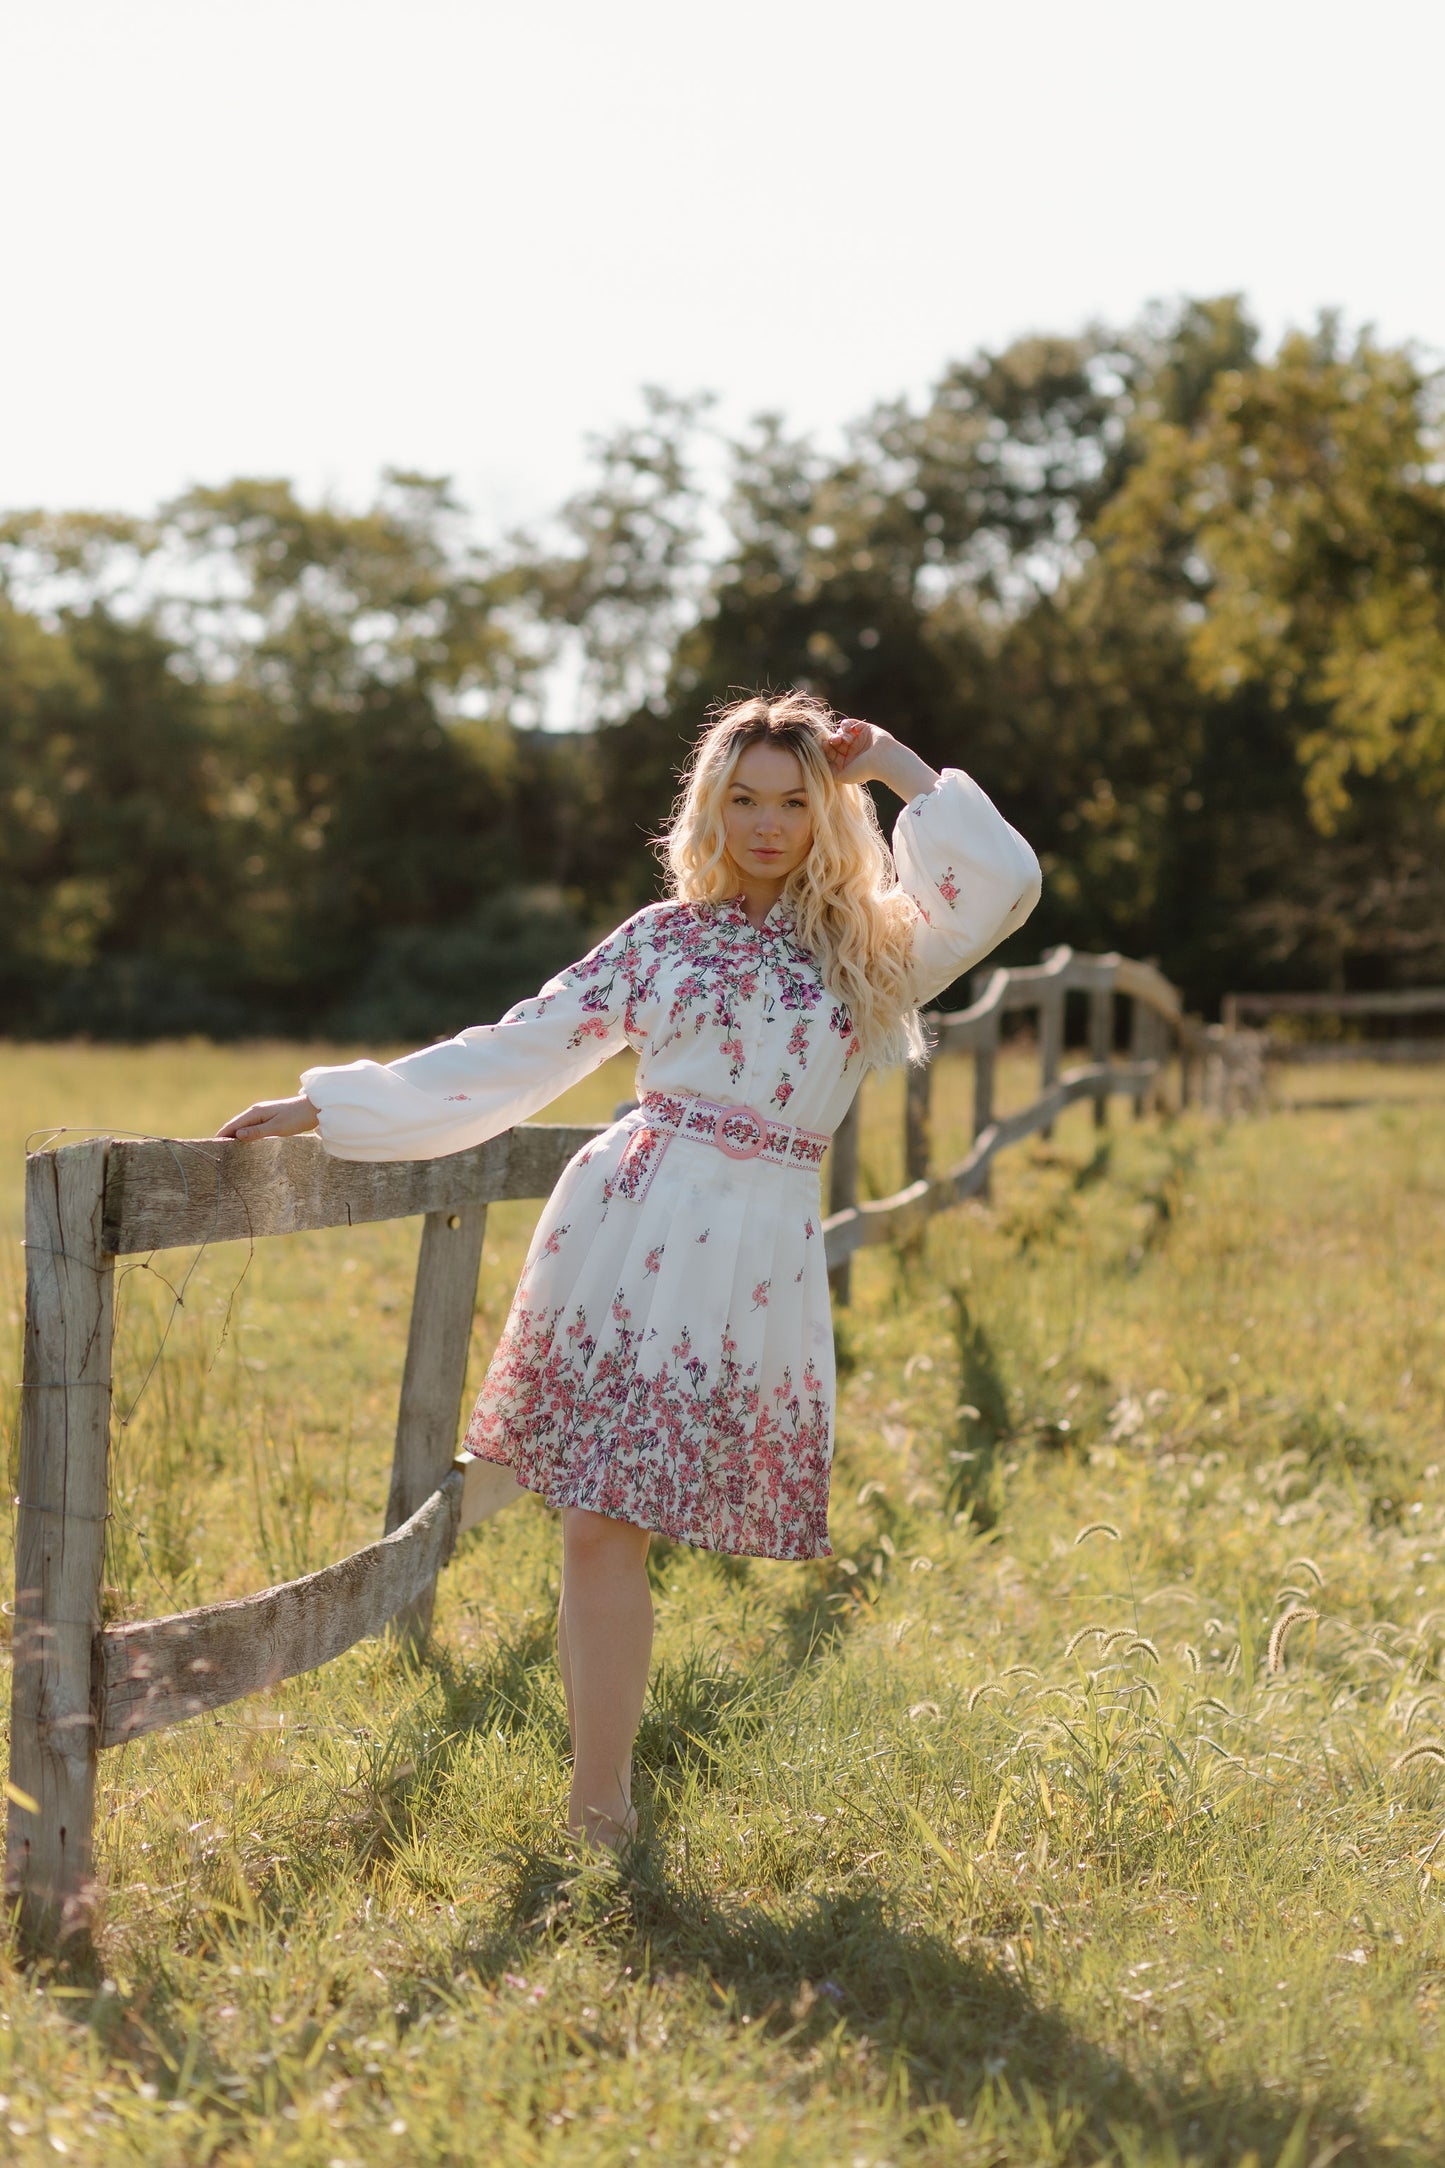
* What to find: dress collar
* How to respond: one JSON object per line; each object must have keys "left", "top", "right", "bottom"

{"left": 721, "top": 891, "right": 796, "bottom": 935}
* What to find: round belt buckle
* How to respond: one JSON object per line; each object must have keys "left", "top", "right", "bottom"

{"left": 714, "top": 1105, "right": 768, "bottom": 1161}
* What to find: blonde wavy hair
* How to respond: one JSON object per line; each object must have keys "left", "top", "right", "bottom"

{"left": 660, "top": 690, "right": 926, "bottom": 1068}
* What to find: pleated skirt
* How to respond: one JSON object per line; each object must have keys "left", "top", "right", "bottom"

{"left": 460, "top": 1111, "right": 835, "bottom": 1558}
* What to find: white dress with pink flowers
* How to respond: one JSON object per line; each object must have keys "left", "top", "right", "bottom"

{"left": 299, "top": 769, "right": 1040, "bottom": 1560}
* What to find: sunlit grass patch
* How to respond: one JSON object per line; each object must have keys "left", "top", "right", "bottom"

{"left": 2, "top": 1044, "right": 1445, "bottom": 2162}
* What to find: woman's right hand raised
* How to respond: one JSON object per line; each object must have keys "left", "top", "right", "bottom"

{"left": 216, "top": 1093, "right": 321, "bottom": 1144}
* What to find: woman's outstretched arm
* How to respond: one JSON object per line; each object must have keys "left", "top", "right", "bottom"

{"left": 216, "top": 1092, "right": 320, "bottom": 1142}
{"left": 216, "top": 906, "right": 659, "bottom": 1159}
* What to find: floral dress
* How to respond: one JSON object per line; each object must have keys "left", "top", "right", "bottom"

{"left": 300, "top": 768, "right": 1041, "bottom": 1560}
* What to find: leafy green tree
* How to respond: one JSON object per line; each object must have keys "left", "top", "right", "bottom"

{"left": 0, "top": 476, "right": 549, "bottom": 1033}
{"left": 1099, "top": 318, "right": 1445, "bottom": 829}
{"left": 6, "top": 297, "right": 1444, "bottom": 1037}
{"left": 0, "top": 577, "right": 256, "bottom": 1034}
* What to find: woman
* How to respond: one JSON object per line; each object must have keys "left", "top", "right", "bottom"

{"left": 218, "top": 693, "right": 1041, "bottom": 1853}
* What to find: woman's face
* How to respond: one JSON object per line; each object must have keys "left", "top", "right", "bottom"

{"left": 721, "top": 740, "right": 814, "bottom": 885}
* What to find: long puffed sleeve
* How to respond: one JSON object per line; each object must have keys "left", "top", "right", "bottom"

{"left": 892, "top": 768, "right": 1042, "bottom": 1006}
{"left": 299, "top": 907, "right": 661, "bottom": 1162}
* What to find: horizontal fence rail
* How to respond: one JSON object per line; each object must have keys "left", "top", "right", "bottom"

{"left": 100, "top": 1472, "right": 465, "bottom": 1747}
{"left": 825, "top": 944, "right": 1258, "bottom": 1299}
{"left": 1222, "top": 986, "right": 1445, "bottom": 1066}
{"left": 1224, "top": 987, "right": 1445, "bottom": 1022}
{"left": 5, "top": 942, "right": 1257, "bottom": 1951}
{"left": 823, "top": 1061, "right": 1158, "bottom": 1272}
{"left": 102, "top": 1123, "right": 603, "bottom": 1254}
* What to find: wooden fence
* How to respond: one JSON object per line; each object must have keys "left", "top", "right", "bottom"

{"left": 826, "top": 944, "right": 1258, "bottom": 1297}
{"left": 4, "top": 944, "right": 1255, "bottom": 1949}
{"left": 1222, "top": 986, "right": 1445, "bottom": 1065}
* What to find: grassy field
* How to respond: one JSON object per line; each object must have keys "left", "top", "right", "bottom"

{"left": 2, "top": 1041, "right": 1445, "bottom": 2166}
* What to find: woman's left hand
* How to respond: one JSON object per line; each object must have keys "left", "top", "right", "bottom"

{"left": 823, "top": 718, "right": 939, "bottom": 800}
{"left": 822, "top": 717, "right": 887, "bottom": 783}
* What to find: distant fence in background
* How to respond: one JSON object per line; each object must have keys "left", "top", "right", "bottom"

{"left": 1222, "top": 987, "right": 1445, "bottom": 1065}
{"left": 6, "top": 942, "right": 1260, "bottom": 1951}
{"left": 825, "top": 943, "right": 1263, "bottom": 1302}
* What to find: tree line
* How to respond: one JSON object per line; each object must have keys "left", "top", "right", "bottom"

{"left": 3, "top": 294, "right": 1443, "bottom": 1042}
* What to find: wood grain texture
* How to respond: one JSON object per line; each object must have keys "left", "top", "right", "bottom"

{"left": 101, "top": 1125, "right": 607, "bottom": 1256}
{"left": 5, "top": 1141, "right": 113, "bottom": 1947}
{"left": 385, "top": 1206, "right": 489, "bottom": 1649}
{"left": 98, "top": 1471, "right": 464, "bottom": 1747}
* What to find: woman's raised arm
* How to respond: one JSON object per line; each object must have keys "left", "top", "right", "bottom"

{"left": 823, "top": 716, "right": 1041, "bottom": 1006}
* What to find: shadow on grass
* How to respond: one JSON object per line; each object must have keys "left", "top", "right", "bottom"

{"left": 945, "top": 1285, "right": 1012, "bottom": 1531}
{"left": 329, "top": 1624, "right": 789, "bottom": 1884}
{"left": 771, "top": 1569, "right": 861, "bottom": 1673}
{"left": 635, "top": 1646, "right": 775, "bottom": 1788}
{"left": 423, "top": 1619, "right": 559, "bottom": 1739}
{"left": 298, "top": 1621, "right": 564, "bottom": 1881}
{"left": 445, "top": 1868, "right": 1371, "bottom": 2168}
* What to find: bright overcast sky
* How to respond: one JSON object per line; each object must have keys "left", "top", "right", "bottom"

{"left": 4, "top": 0, "right": 1442, "bottom": 538}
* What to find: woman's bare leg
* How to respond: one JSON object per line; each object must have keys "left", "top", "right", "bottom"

{"left": 558, "top": 1506, "right": 653, "bottom": 1851}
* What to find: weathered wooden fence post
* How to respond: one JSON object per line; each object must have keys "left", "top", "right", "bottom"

{"left": 6, "top": 1141, "right": 113, "bottom": 1950}
{"left": 904, "top": 1055, "right": 932, "bottom": 1188}
{"left": 1203, "top": 1026, "right": 1223, "bottom": 1114}
{"left": 1152, "top": 1008, "right": 1170, "bottom": 1113}
{"left": 1088, "top": 968, "right": 1113, "bottom": 1128}
{"left": 1039, "top": 949, "right": 1066, "bottom": 1140}
{"left": 385, "top": 1203, "right": 492, "bottom": 1652}
{"left": 973, "top": 1011, "right": 998, "bottom": 1199}
{"left": 827, "top": 1094, "right": 862, "bottom": 1306}
{"left": 1129, "top": 993, "right": 1157, "bottom": 1119}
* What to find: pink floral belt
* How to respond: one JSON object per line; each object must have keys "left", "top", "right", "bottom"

{"left": 610, "top": 1090, "right": 831, "bottom": 1204}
